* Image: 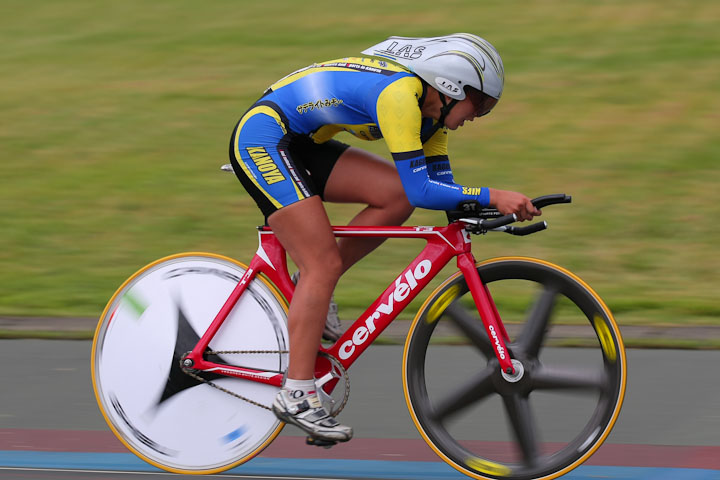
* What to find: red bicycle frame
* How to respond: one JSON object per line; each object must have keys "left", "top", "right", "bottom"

{"left": 184, "top": 222, "right": 515, "bottom": 388}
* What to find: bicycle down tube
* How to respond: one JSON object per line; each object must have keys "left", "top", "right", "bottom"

{"left": 184, "top": 221, "right": 517, "bottom": 386}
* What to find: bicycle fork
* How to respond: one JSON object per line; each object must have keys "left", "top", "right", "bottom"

{"left": 457, "top": 252, "right": 516, "bottom": 375}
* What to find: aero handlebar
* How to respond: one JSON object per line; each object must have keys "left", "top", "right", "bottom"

{"left": 446, "top": 194, "right": 572, "bottom": 236}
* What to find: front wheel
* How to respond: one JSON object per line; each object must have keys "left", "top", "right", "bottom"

{"left": 92, "top": 253, "right": 289, "bottom": 474}
{"left": 404, "top": 257, "right": 626, "bottom": 480}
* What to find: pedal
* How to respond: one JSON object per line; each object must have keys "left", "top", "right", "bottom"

{"left": 306, "top": 436, "right": 337, "bottom": 449}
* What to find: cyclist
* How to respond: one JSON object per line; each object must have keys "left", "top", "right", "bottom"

{"left": 228, "top": 33, "right": 541, "bottom": 443}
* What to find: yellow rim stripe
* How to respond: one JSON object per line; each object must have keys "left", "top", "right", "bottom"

{"left": 425, "top": 283, "right": 462, "bottom": 324}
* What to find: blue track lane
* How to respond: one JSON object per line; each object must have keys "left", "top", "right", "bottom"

{"left": 1, "top": 451, "right": 719, "bottom": 480}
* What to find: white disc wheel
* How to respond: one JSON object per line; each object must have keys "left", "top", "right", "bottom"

{"left": 92, "top": 253, "right": 289, "bottom": 474}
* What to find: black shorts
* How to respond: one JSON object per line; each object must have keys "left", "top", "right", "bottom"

{"left": 229, "top": 105, "right": 350, "bottom": 220}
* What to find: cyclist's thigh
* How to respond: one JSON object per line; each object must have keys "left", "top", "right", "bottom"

{"left": 267, "top": 196, "right": 341, "bottom": 277}
{"left": 230, "top": 108, "right": 317, "bottom": 219}
{"left": 323, "top": 147, "right": 408, "bottom": 206}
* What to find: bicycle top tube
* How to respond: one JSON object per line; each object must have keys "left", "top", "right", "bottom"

{"left": 257, "top": 223, "right": 473, "bottom": 244}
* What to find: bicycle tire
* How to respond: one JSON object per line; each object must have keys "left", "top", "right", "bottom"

{"left": 403, "top": 257, "right": 626, "bottom": 480}
{"left": 92, "top": 253, "right": 289, "bottom": 474}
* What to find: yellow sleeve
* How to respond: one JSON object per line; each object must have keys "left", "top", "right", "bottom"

{"left": 375, "top": 76, "right": 424, "bottom": 154}
{"left": 422, "top": 126, "right": 449, "bottom": 157}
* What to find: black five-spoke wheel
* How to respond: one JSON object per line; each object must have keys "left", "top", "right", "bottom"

{"left": 404, "top": 257, "right": 626, "bottom": 480}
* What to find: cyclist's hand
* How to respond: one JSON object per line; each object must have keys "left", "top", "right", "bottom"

{"left": 488, "top": 188, "right": 542, "bottom": 221}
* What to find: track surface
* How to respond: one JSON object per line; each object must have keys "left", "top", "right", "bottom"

{"left": 1, "top": 340, "right": 719, "bottom": 479}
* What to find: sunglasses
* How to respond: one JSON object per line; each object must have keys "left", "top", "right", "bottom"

{"left": 467, "top": 90, "right": 499, "bottom": 118}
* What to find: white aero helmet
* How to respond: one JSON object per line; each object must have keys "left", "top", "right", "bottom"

{"left": 362, "top": 33, "right": 505, "bottom": 100}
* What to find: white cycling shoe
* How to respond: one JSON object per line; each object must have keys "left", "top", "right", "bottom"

{"left": 291, "top": 272, "right": 343, "bottom": 342}
{"left": 272, "top": 389, "right": 353, "bottom": 442}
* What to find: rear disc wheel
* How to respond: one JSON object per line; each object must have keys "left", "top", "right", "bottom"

{"left": 92, "top": 253, "right": 289, "bottom": 474}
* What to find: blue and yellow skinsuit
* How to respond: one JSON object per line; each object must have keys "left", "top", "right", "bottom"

{"left": 229, "top": 57, "right": 490, "bottom": 217}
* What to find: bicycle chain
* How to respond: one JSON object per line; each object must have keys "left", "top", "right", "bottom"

{"left": 181, "top": 350, "right": 287, "bottom": 411}
{"left": 180, "top": 350, "right": 350, "bottom": 415}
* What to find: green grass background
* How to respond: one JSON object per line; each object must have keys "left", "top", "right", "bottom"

{"left": 1, "top": 0, "right": 718, "bottom": 326}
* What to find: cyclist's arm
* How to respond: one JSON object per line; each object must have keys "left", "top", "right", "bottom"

{"left": 421, "top": 121, "right": 539, "bottom": 219}
{"left": 393, "top": 152, "right": 490, "bottom": 210}
{"left": 376, "top": 78, "right": 489, "bottom": 210}
{"left": 423, "top": 126, "right": 454, "bottom": 183}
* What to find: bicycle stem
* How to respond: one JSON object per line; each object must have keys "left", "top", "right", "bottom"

{"left": 457, "top": 252, "right": 516, "bottom": 375}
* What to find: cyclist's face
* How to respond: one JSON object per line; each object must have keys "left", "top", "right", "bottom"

{"left": 444, "top": 93, "right": 498, "bottom": 130}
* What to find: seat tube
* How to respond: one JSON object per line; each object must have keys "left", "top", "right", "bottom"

{"left": 457, "top": 253, "right": 515, "bottom": 374}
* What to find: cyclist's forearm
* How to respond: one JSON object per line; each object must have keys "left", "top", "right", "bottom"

{"left": 394, "top": 153, "right": 489, "bottom": 210}
{"left": 425, "top": 155, "right": 455, "bottom": 183}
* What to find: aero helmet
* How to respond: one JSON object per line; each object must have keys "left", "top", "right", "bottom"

{"left": 362, "top": 33, "right": 505, "bottom": 100}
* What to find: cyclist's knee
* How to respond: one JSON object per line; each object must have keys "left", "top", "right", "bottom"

{"left": 394, "top": 192, "right": 415, "bottom": 218}
{"left": 299, "top": 250, "right": 343, "bottom": 285}
{"left": 322, "top": 253, "right": 343, "bottom": 281}
{"left": 382, "top": 188, "right": 415, "bottom": 220}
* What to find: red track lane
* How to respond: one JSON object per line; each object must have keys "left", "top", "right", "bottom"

{"left": 1, "top": 429, "right": 718, "bottom": 470}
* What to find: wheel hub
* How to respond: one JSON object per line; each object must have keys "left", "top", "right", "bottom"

{"left": 501, "top": 359, "right": 525, "bottom": 383}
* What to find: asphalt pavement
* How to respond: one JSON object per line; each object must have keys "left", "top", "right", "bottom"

{"left": 1, "top": 340, "right": 719, "bottom": 480}
{"left": 1, "top": 339, "right": 719, "bottom": 443}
